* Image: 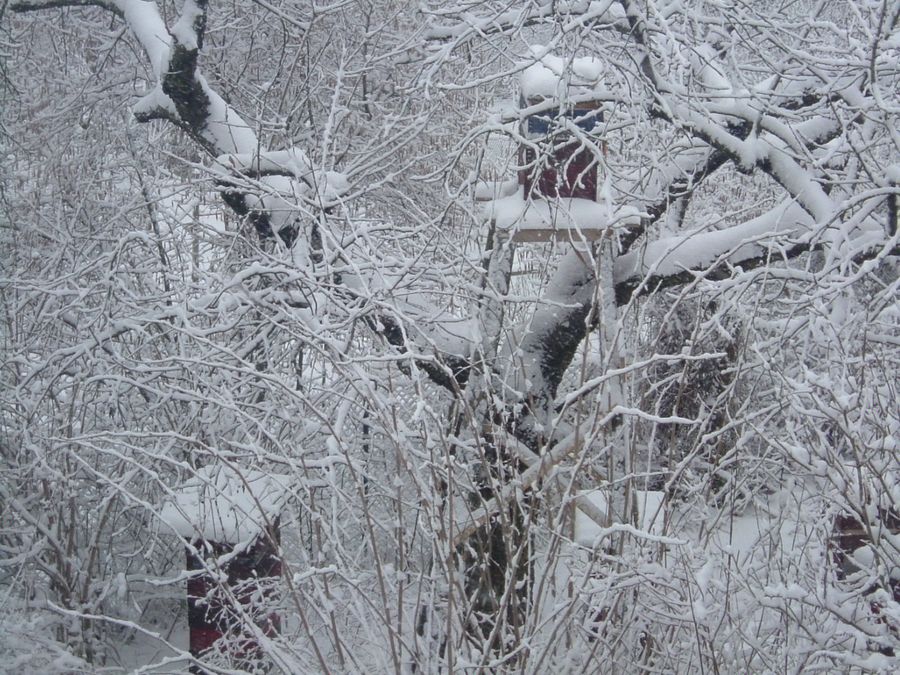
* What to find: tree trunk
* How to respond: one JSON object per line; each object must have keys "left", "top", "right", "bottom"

{"left": 461, "top": 426, "right": 531, "bottom": 659}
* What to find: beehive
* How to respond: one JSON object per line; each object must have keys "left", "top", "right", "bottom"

{"left": 160, "top": 465, "right": 289, "bottom": 670}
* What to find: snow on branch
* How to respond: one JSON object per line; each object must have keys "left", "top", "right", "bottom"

{"left": 170, "top": 0, "right": 204, "bottom": 51}
{"left": 9, "top": 0, "right": 118, "bottom": 13}
{"left": 614, "top": 203, "right": 896, "bottom": 305}
{"left": 614, "top": 202, "right": 813, "bottom": 286}
{"left": 422, "top": 0, "right": 627, "bottom": 42}
{"left": 11, "top": 0, "right": 259, "bottom": 155}
{"left": 11, "top": 0, "right": 347, "bottom": 250}
{"left": 213, "top": 150, "right": 350, "bottom": 207}
{"left": 215, "top": 149, "right": 314, "bottom": 181}
{"left": 451, "top": 423, "right": 686, "bottom": 548}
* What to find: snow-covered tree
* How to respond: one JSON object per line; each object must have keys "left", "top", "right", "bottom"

{"left": 2, "top": 0, "right": 897, "bottom": 671}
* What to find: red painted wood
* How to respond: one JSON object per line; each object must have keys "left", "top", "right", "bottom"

{"left": 832, "top": 508, "right": 900, "bottom": 655}
{"left": 518, "top": 101, "right": 603, "bottom": 202}
{"left": 519, "top": 137, "right": 599, "bottom": 200}
{"left": 189, "top": 625, "right": 222, "bottom": 655}
{"left": 185, "top": 521, "right": 282, "bottom": 668}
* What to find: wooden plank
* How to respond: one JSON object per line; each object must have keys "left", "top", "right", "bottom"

{"left": 511, "top": 227, "right": 607, "bottom": 243}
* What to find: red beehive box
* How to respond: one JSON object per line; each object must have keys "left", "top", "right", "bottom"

{"left": 831, "top": 504, "right": 900, "bottom": 656}
{"left": 518, "top": 50, "right": 606, "bottom": 203}
{"left": 519, "top": 103, "right": 603, "bottom": 200}
{"left": 160, "top": 465, "right": 290, "bottom": 672}
{"left": 832, "top": 507, "right": 900, "bottom": 602}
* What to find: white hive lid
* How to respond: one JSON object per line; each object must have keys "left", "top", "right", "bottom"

{"left": 159, "top": 464, "right": 291, "bottom": 543}
{"left": 520, "top": 47, "right": 605, "bottom": 100}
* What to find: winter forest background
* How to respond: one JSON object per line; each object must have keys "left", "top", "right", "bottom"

{"left": 1, "top": 0, "right": 898, "bottom": 673}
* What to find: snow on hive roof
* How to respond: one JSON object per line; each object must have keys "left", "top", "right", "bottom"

{"left": 159, "top": 465, "right": 291, "bottom": 543}
{"left": 520, "top": 46, "right": 604, "bottom": 100}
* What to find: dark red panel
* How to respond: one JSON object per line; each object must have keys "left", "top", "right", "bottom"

{"left": 519, "top": 142, "right": 598, "bottom": 201}
{"left": 831, "top": 508, "right": 900, "bottom": 655}
{"left": 184, "top": 523, "right": 283, "bottom": 667}
{"left": 190, "top": 625, "right": 222, "bottom": 654}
